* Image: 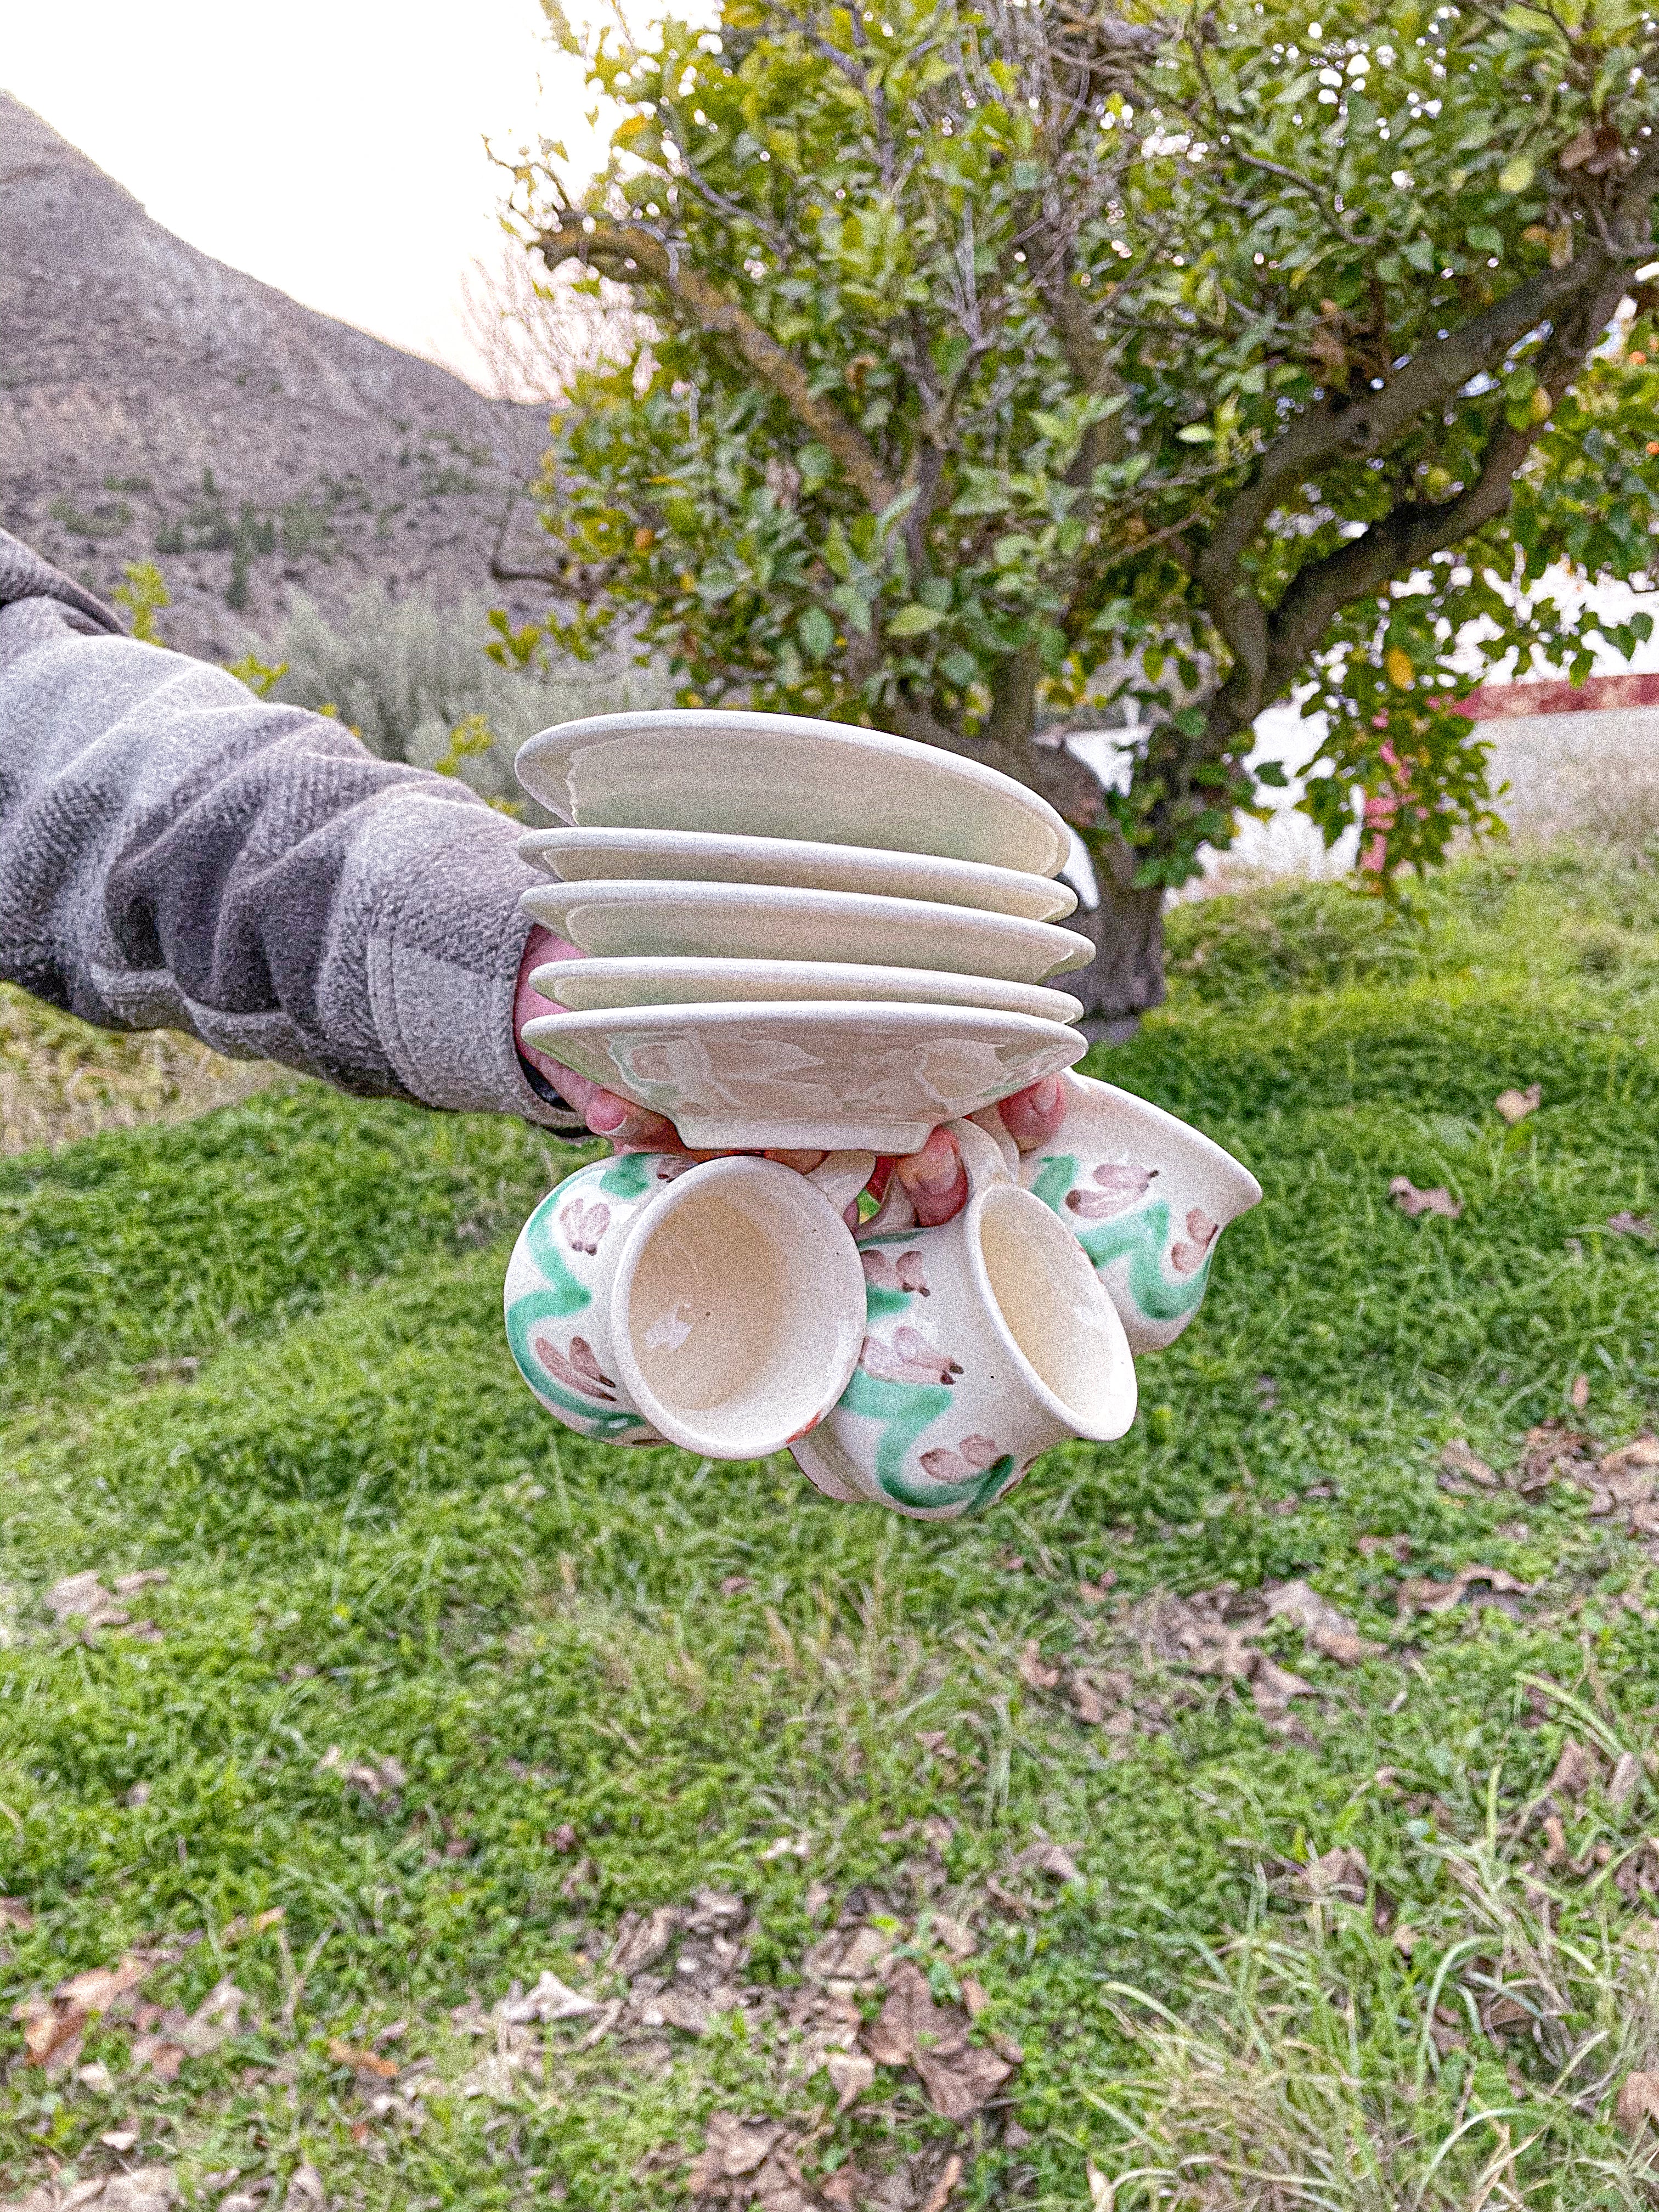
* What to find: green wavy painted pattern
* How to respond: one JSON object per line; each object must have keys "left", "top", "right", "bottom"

{"left": 1030, "top": 1153, "right": 1212, "bottom": 1323}
{"left": 505, "top": 1179, "right": 643, "bottom": 1441}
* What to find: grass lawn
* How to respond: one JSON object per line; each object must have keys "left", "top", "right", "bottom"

{"left": 3, "top": 844, "right": 1658, "bottom": 2210}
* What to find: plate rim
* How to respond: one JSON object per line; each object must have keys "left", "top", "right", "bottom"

{"left": 515, "top": 822, "right": 1079, "bottom": 922}
{"left": 530, "top": 953, "right": 1085, "bottom": 1025}
{"left": 514, "top": 709, "right": 1070, "bottom": 876}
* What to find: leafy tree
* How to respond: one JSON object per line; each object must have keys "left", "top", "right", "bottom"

{"left": 506, "top": 0, "right": 1659, "bottom": 1018}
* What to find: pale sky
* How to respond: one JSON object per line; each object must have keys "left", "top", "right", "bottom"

{"left": 4, "top": 0, "right": 615, "bottom": 391}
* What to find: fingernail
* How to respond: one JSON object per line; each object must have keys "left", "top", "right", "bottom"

{"left": 1031, "top": 1075, "right": 1063, "bottom": 1116}
{"left": 585, "top": 1094, "right": 629, "bottom": 1136}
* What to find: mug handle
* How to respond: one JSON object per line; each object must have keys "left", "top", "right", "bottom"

{"left": 806, "top": 1150, "right": 879, "bottom": 1215}
{"left": 947, "top": 1118, "right": 1015, "bottom": 1194}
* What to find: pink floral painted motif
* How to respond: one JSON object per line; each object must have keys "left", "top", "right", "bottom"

{"left": 561, "top": 1197, "right": 611, "bottom": 1255}
{"left": 532, "top": 1331, "right": 619, "bottom": 1403}
{"left": 860, "top": 1325, "right": 962, "bottom": 1387}
{"left": 919, "top": 1434, "right": 1003, "bottom": 1483}
{"left": 860, "top": 1249, "right": 930, "bottom": 1295}
{"left": 1170, "top": 1209, "right": 1220, "bottom": 1274}
{"left": 1066, "top": 1163, "right": 1156, "bottom": 1220}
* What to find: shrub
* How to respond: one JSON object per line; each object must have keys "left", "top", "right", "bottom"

{"left": 249, "top": 586, "right": 669, "bottom": 810}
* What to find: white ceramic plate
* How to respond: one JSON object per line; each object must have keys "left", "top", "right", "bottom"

{"left": 521, "top": 1001, "right": 1088, "bottom": 1153}
{"left": 517, "top": 824, "right": 1077, "bottom": 923}
{"left": 531, "top": 954, "right": 1084, "bottom": 1026}
{"left": 521, "top": 879, "right": 1093, "bottom": 986}
{"left": 514, "top": 710, "right": 1071, "bottom": 878}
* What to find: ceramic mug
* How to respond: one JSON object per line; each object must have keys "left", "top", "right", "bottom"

{"left": 790, "top": 1121, "right": 1137, "bottom": 1519}
{"left": 1017, "top": 1070, "right": 1261, "bottom": 1353}
{"left": 505, "top": 1148, "right": 874, "bottom": 1458}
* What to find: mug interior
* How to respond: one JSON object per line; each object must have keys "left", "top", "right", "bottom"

{"left": 616, "top": 1160, "right": 865, "bottom": 1458}
{"left": 974, "top": 1183, "right": 1135, "bottom": 1439}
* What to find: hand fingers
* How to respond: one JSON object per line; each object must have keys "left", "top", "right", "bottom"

{"left": 894, "top": 1126, "right": 969, "bottom": 1226}
{"left": 582, "top": 1088, "right": 688, "bottom": 1153}
{"left": 995, "top": 1074, "right": 1067, "bottom": 1152}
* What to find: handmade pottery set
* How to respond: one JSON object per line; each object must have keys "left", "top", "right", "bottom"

{"left": 504, "top": 710, "right": 1261, "bottom": 1519}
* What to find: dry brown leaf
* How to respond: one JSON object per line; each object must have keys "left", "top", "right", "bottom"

{"left": 1009, "top": 1839, "right": 1081, "bottom": 1883}
{"left": 1389, "top": 1176, "right": 1463, "bottom": 1220}
{"left": 100, "top": 2176, "right": 180, "bottom": 2212}
{"left": 862, "top": 1958, "right": 1014, "bottom": 2117}
{"left": 0, "top": 1896, "right": 34, "bottom": 1931}
{"left": 1549, "top": 1739, "right": 1604, "bottom": 1802}
{"left": 919, "top": 2154, "right": 965, "bottom": 2212}
{"left": 825, "top": 2049, "right": 875, "bottom": 2112}
{"left": 1262, "top": 1579, "right": 1382, "bottom": 1666}
{"left": 1611, "top": 1751, "right": 1642, "bottom": 1808}
{"left": 1617, "top": 2070, "right": 1659, "bottom": 2136}
{"left": 1395, "top": 1565, "right": 1532, "bottom": 1618}
{"left": 1484, "top": 1993, "right": 1531, "bottom": 2034}
{"left": 1440, "top": 1441, "right": 1501, "bottom": 1490}
{"left": 688, "top": 2112, "right": 782, "bottom": 2190}
{"left": 1017, "top": 1641, "right": 1060, "bottom": 1691}
{"left": 496, "top": 1970, "right": 601, "bottom": 2025}
{"left": 1068, "top": 1674, "right": 1109, "bottom": 1724}
{"left": 960, "top": 1974, "right": 990, "bottom": 2017}
{"left": 1561, "top": 121, "right": 1623, "bottom": 172}
{"left": 177, "top": 1978, "right": 243, "bottom": 2057}
{"left": 930, "top": 1911, "right": 977, "bottom": 1961}
{"left": 220, "top": 1908, "right": 284, "bottom": 1945}
{"left": 328, "top": 2038, "right": 398, "bottom": 2080}
{"left": 1078, "top": 1575, "right": 1115, "bottom": 1605}
{"left": 1299, "top": 1847, "right": 1369, "bottom": 1904}
{"left": 609, "top": 1905, "right": 684, "bottom": 1979}
{"left": 1610, "top": 1210, "right": 1659, "bottom": 1243}
{"left": 282, "top": 2169, "right": 325, "bottom": 2211}
{"left": 1571, "top": 1372, "right": 1590, "bottom": 1410}
{"left": 1494, "top": 1084, "right": 1542, "bottom": 1125}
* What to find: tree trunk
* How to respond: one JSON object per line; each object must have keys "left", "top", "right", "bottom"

{"left": 1064, "top": 877, "right": 1166, "bottom": 1042}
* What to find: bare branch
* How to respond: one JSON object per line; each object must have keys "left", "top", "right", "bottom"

{"left": 536, "top": 219, "right": 900, "bottom": 515}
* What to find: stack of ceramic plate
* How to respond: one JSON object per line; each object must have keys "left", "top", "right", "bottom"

{"left": 514, "top": 710, "right": 1094, "bottom": 1154}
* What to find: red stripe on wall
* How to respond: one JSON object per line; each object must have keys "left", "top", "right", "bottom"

{"left": 1452, "top": 670, "right": 1659, "bottom": 720}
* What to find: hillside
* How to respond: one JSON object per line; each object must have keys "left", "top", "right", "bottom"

{"left": 0, "top": 91, "right": 551, "bottom": 658}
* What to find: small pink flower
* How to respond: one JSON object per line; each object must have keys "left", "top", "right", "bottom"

{"left": 861, "top": 1325, "right": 962, "bottom": 1387}
{"left": 561, "top": 1197, "right": 611, "bottom": 1254}
{"left": 1066, "top": 1162, "right": 1155, "bottom": 1220}
{"left": 861, "top": 1249, "right": 930, "bottom": 1295}
{"left": 533, "top": 1331, "right": 619, "bottom": 1402}
{"left": 919, "top": 1434, "right": 1003, "bottom": 1483}
{"left": 1170, "top": 1209, "right": 1220, "bottom": 1274}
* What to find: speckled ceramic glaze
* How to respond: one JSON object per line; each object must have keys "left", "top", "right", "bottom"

{"left": 504, "top": 1149, "right": 872, "bottom": 1458}
{"left": 790, "top": 1122, "right": 1137, "bottom": 1519}
{"left": 1019, "top": 1070, "right": 1262, "bottom": 1353}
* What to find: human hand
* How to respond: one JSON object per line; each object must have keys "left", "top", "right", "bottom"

{"left": 514, "top": 924, "right": 1068, "bottom": 1224}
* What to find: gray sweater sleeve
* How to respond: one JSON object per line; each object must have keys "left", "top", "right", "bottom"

{"left": 0, "top": 527, "right": 582, "bottom": 1130}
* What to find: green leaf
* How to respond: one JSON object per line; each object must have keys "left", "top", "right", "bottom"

{"left": 885, "top": 602, "right": 945, "bottom": 637}
{"left": 797, "top": 606, "right": 835, "bottom": 661}
{"left": 1466, "top": 225, "right": 1503, "bottom": 255}
{"left": 1012, "top": 160, "right": 1042, "bottom": 191}
{"left": 1176, "top": 424, "right": 1214, "bottom": 444}
{"left": 1498, "top": 155, "right": 1534, "bottom": 194}
{"left": 941, "top": 648, "right": 980, "bottom": 688}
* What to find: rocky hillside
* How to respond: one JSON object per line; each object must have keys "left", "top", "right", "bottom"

{"left": 0, "top": 91, "right": 552, "bottom": 658}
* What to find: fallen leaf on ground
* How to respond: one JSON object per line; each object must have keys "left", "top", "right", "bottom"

{"left": 1395, "top": 1565, "right": 1532, "bottom": 1618}
{"left": 101, "top": 2176, "right": 180, "bottom": 2212}
{"left": 1495, "top": 1084, "right": 1542, "bottom": 1125}
{"left": 1440, "top": 1441, "right": 1501, "bottom": 1490}
{"left": 1571, "top": 1372, "right": 1590, "bottom": 1410}
{"left": 1617, "top": 2072, "right": 1659, "bottom": 2137}
{"left": 495, "top": 1970, "right": 600, "bottom": 2024}
{"left": 0, "top": 1897, "right": 33, "bottom": 1931}
{"left": 1389, "top": 1176, "right": 1462, "bottom": 1220}
{"left": 1068, "top": 1674, "right": 1109, "bottom": 1724}
{"left": 220, "top": 1908, "right": 284, "bottom": 1945}
{"left": 1548, "top": 1739, "right": 1604, "bottom": 1801}
{"left": 1017, "top": 1641, "right": 1059, "bottom": 1691}
{"left": 1609, "top": 1211, "right": 1659, "bottom": 1243}
{"left": 1296, "top": 1845, "right": 1367, "bottom": 1905}
{"left": 1009, "top": 1839, "right": 1081, "bottom": 1883}
{"left": 1262, "top": 1578, "right": 1383, "bottom": 1665}
{"left": 1611, "top": 1751, "right": 1641, "bottom": 1807}
{"left": 282, "top": 2170, "right": 325, "bottom": 2211}
{"left": 610, "top": 1905, "right": 684, "bottom": 1979}
{"left": 328, "top": 2038, "right": 399, "bottom": 2079}
{"left": 862, "top": 1960, "right": 1014, "bottom": 2118}
{"left": 825, "top": 2049, "right": 874, "bottom": 2112}
{"left": 1078, "top": 1575, "right": 1115, "bottom": 1605}
{"left": 757, "top": 1834, "right": 811, "bottom": 1863}
{"left": 919, "top": 2153, "right": 964, "bottom": 2212}
{"left": 314, "top": 1747, "right": 404, "bottom": 1802}
{"left": 930, "top": 1911, "right": 977, "bottom": 1961}
{"left": 1087, "top": 2163, "right": 1115, "bottom": 2211}
{"left": 100, "top": 2124, "right": 142, "bottom": 2151}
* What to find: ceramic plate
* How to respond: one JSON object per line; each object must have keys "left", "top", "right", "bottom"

{"left": 520, "top": 1001, "right": 1088, "bottom": 1153}
{"left": 521, "top": 879, "right": 1093, "bottom": 986}
{"left": 514, "top": 709, "right": 1071, "bottom": 877}
{"left": 532, "top": 954, "right": 1084, "bottom": 1026}
{"left": 517, "top": 824, "right": 1077, "bottom": 923}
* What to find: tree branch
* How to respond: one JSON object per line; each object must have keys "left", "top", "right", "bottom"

{"left": 535, "top": 219, "right": 900, "bottom": 515}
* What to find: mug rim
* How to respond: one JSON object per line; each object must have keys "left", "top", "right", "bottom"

{"left": 607, "top": 1154, "right": 866, "bottom": 1459}
{"left": 964, "top": 1180, "right": 1137, "bottom": 1443}
{"left": 1061, "top": 1070, "right": 1263, "bottom": 1210}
